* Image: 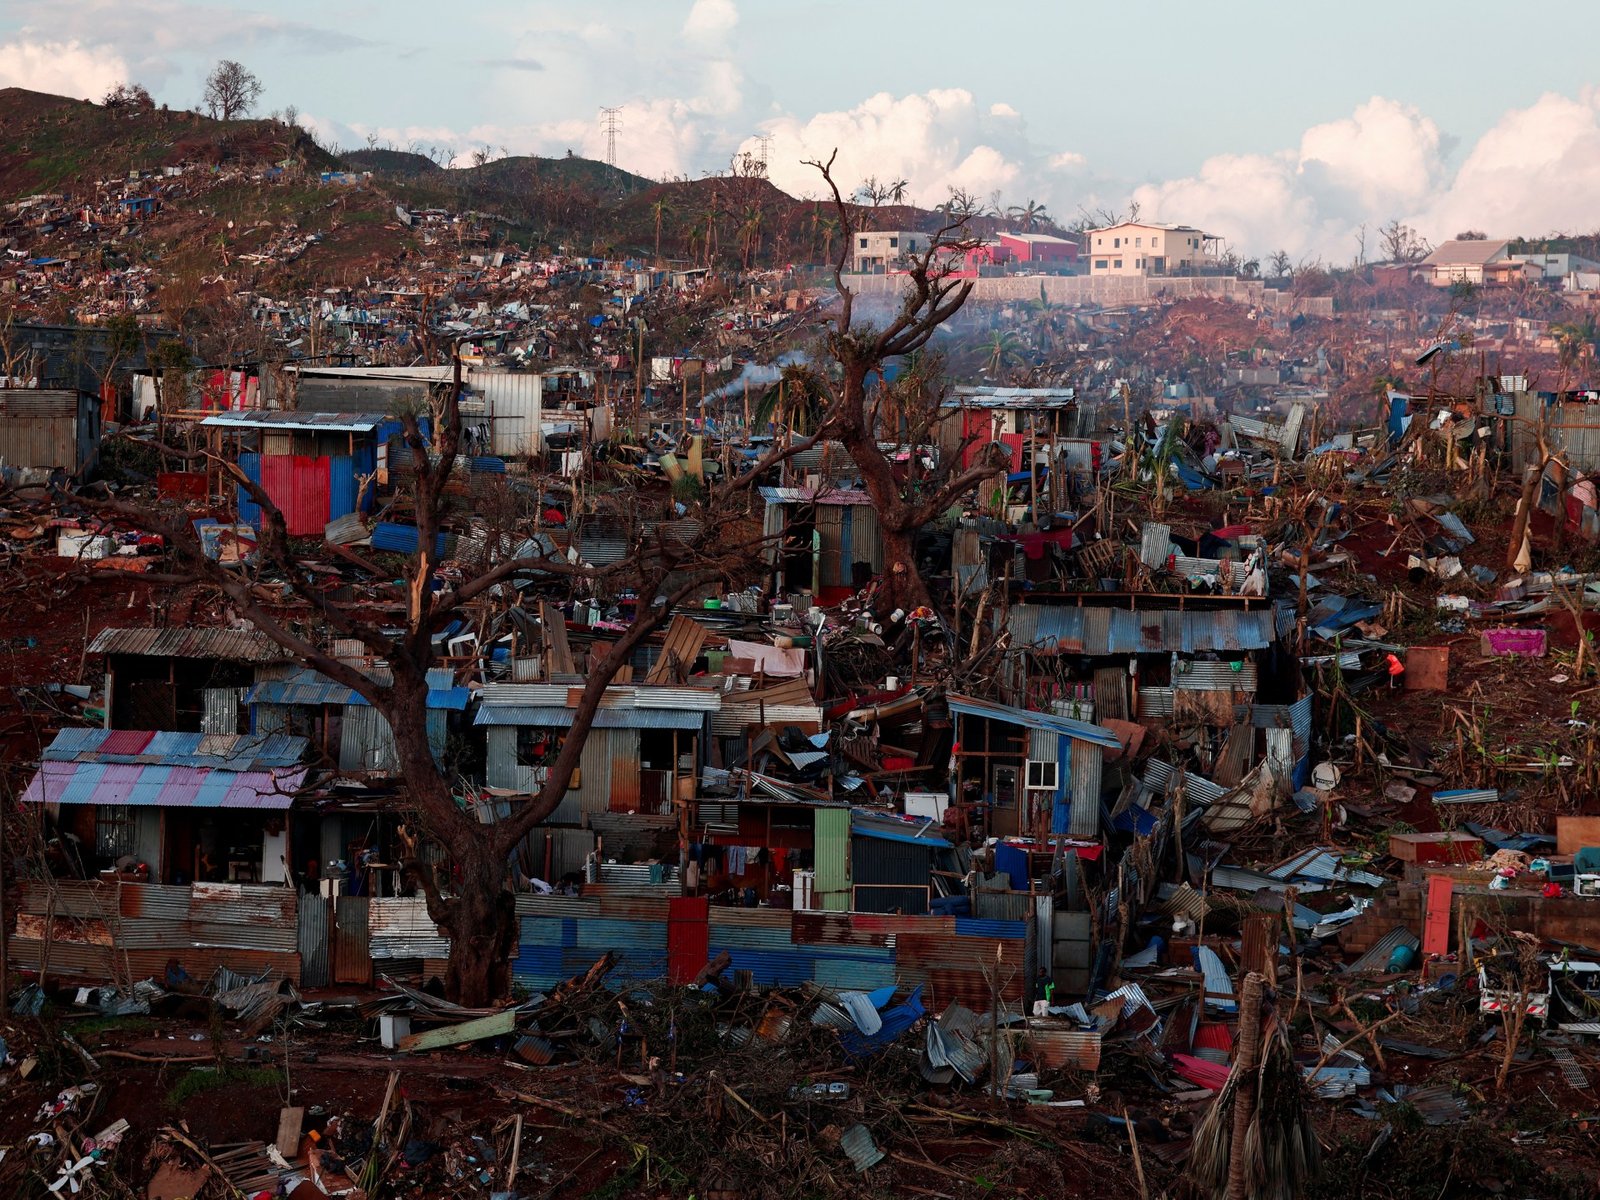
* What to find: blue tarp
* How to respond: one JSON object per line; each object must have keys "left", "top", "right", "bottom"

{"left": 839, "top": 986, "right": 925, "bottom": 1058}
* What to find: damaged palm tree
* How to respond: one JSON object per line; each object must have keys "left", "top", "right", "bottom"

{"left": 1189, "top": 972, "right": 1320, "bottom": 1200}
{"left": 808, "top": 149, "right": 1012, "bottom": 616}
{"left": 88, "top": 370, "right": 830, "bottom": 1005}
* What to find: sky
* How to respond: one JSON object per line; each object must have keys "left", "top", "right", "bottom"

{"left": 4, "top": 0, "right": 1600, "bottom": 260}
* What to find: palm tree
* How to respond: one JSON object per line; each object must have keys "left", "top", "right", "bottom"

{"left": 819, "top": 216, "right": 840, "bottom": 267}
{"left": 738, "top": 205, "right": 764, "bottom": 268}
{"left": 1006, "top": 199, "right": 1050, "bottom": 232}
{"left": 983, "top": 330, "right": 1024, "bottom": 376}
{"left": 1553, "top": 319, "right": 1597, "bottom": 384}
{"left": 755, "top": 362, "right": 830, "bottom": 433}
{"left": 650, "top": 196, "right": 674, "bottom": 259}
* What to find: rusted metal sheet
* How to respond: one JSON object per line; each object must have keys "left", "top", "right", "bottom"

{"left": 88, "top": 626, "right": 290, "bottom": 662}
{"left": 1027, "top": 1026, "right": 1103, "bottom": 1071}
{"left": 298, "top": 894, "right": 331, "bottom": 987}
{"left": 333, "top": 895, "right": 372, "bottom": 985}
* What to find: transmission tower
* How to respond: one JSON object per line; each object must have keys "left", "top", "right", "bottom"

{"left": 753, "top": 133, "right": 773, "bottom": 174}
{"left": 599, "top": 106, "right": 623, "bottom": 168}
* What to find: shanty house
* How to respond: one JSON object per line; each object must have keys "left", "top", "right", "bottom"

{"left": 760, "top": 486, "right": 886, "bottom": 600}
{"left": 90, "top": 625, "right": 291, "bottom": 733}
{"left": 941, "top": 387, "right": 1084, "bottom": 478}
{"left": 0, "top": 388, "right": 101, "bottom": 476}
{"left": 200, "top": 410, "right": 403, "bottom": 536}
{"left": 946, "top": 693, "right": 1123, "bottom": 839}
{"left": 21, "top": 729, "right": 309, "bottom": 886}
{"left": 247, "top": 665, "right": 470, "bottom": 772}
{"left": 849, "top": 809, "right": 959, "bottom": 915}
{"left": 476, "top": 684, "right": 720, "bottom": 822}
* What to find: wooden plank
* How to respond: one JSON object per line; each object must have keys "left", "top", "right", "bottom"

{"left": 541, "top": 600, "right": 575, "bottom": 676}
{"left": 1422, "top": 876, "right": 1453, "bottom": 957}
{"left": 397, "top": 1008, "right": 518, "bottom": 1053}
{"left": 1557, "top": 816, "right": 1600, "bottom": 856}
{"left": 274, "top": 1106, "right": 304, "bottom": 1158}
{"left": 647, "top": 615, "right": 709, "bottom": 684}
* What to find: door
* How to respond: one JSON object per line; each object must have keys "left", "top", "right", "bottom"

{"left": 667, "top": 895, "right": 709, "bottom": 983}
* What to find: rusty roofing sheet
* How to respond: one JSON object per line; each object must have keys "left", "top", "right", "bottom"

{"left": 87, "top": 626, "right": 291, "bottom": 662}
{"left": 1027, "top": 1026, "right": 1103, "bottom": 1071}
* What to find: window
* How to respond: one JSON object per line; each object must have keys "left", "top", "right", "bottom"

{"left": 859, "top": 237, "right": 868, "bottom": 248}
{"left": 1026, "top": 760, "right": 1059, "bottom": 790}
{"left": 907, "top": 239, "right": 918, "bottom": 251}
{"left": 1094, "top": 259, "right": 1108, "bottom": 269}
{"left": 1113, "top": 237, "right": 1121, "bottom": 248}
{"left": 1135, "top": 236, "right": 1142, "bottom": 247}
{"left": 96, "top": 804, "right": 135, "bottom": 858}
{"left": 1096, "top": 236, "right": 1103, "bottom": 247}
{"left": 888, "top": 237, "right": 898, "bottom": 248}
{"left": 1152, "top": 237, "right": 1160, "bottom": 248}
{"left": 1114, "top": 259, "right": 1123, "bottom": 269}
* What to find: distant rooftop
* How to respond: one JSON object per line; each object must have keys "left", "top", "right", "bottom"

{"left": 1420, "top": 238, "right": 1511, "bottom": 267}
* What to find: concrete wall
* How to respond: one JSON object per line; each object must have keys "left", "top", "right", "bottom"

{"left": 844, "top": 271, "right": 1273, "bottom": 308}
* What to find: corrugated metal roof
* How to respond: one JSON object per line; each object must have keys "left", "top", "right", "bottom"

{"left": 87, "top": 626, "right": 290, "bottom": 662}
{"left": 852, "top": 810, "right": 951, "bottom": 847}
{"left": 1006, "top": 605, "right": 1275, "bottom": 655}
{"left": 22, "top": 761, "right": 306, "bottom": 809}
{"left": 947, "top": 693, "right": 1121, "bottom": 748}
{"left": 246, "top": 666, "right": 469, "bottom": 710}
{"left": 1345, "top": 926, "right": 1419, "bottom": 975}
{"left": 42, "top": 728, "right": 308, "bottom": 768}
{"left": 201, "top": 411, "right": 388, "bottom": 432}
{"left": 474, "top": 706, "right": 706, "bottom": 729}
{"left": 946, "top": 385, "right": 1077, "bottom": 409}
{"left": 758, "top": 486, "right": 875, "bottom": 506}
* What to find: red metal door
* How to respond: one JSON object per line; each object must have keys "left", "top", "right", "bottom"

{"left": 667, "top": 895, "right": 709, "bottom": 983}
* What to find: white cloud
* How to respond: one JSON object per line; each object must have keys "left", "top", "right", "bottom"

{"left": 745, "top": 89, "right": 1034, "bottom": 207}
{"left": 1129, "top": 90, "right": 1600, "bottom": 261}
{"left": 0, "top": 38, "right": 128, "bottom": 100}
{"left": 1413, "top": 89, "right": 1600, "bottom": 241}
{"left": 682, "top": 0, "right": 738, "bottom": 43}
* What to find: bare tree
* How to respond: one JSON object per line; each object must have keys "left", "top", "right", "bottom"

{"left": 1379, "top": 218, "right": 1431, "bottom": 265}
{"left": 202, "top": 60, "right": 263, "bottom": 121}
{"left": 809, "top": 150, "right": 1010, "bottom": 615}
{"left": 1269, "top": 249, "right": 1293, "bottom": 281}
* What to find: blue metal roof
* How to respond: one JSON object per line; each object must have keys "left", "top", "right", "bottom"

{"left": 851, "top": 809, "right": 951, "bottom": 847}
{"left": 946, "top": 692, "right": 1122, "bottom": 748}
{"left": 1006, "top": 606, "right": 1275, "bottom": 655}
{"left": 246, "top": 666, "right": 468, "bottom": 710}
{"left": 474, "top": 706, "right": 706, "bottom": 730}
{"left": 43, "top": 728, "right": 308, "bottom": 769}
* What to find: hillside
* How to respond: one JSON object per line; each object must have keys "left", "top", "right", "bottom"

{"left": 0, "top": 88, "right": 339, "bottom": 201}
{"left": 339, "top": 148, "right": 441, "bottom": 178}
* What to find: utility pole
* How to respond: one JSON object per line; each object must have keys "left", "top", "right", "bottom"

{"left": 599, "top": 107, "right": 623, "bottom": 169}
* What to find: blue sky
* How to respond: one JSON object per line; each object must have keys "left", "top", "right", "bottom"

{"left": 4, "top": 1, "right": 1600, "bottom": 257}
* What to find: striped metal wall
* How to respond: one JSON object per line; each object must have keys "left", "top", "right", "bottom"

{"left": 339, "top": 704, "right": 400, "bottom": 773}
{"left": 1069, "top": 738, "right": 1103, "bottom": 838}
{"left": 813, "top": 807, "right": 850, "bottom": 912}
{"left": 297, "top": 893, "right": 331, "bottom": 986}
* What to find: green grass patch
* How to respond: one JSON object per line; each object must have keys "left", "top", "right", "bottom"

{"left": 68, "top": 1015, "right": 154, "bottom": 1037}
{"left": 165, "top": 1064, "right": 283, "bottom": 1108}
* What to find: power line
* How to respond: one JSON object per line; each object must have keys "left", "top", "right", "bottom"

{"left": 599, "top": 106, "right": 623, "bottom": 168}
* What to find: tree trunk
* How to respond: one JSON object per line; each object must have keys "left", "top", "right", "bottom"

{"left": 876, "top": 522, "right": 933, "bottom": 616}
{"left": 436, "top": 841, "right": 517, "bottom": 1006}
